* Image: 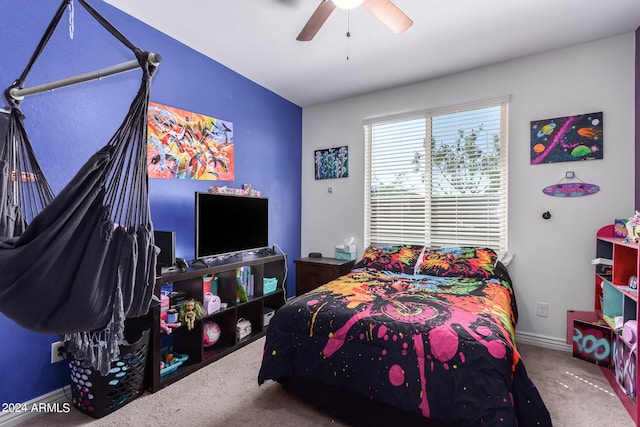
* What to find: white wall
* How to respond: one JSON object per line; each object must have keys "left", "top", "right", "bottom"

{"left": 300, "top": 33, "right": 636, "bottom": 347}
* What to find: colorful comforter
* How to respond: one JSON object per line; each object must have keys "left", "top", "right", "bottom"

{"left": 258, "top": 246, "right": 552, "bottom": 426}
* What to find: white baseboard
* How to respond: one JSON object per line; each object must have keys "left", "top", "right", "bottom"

{"left": 0, "top": 388, "right": 69, "bottom": 427}
{"left": 516, "top": 330, "right": 572, "bottom": 352}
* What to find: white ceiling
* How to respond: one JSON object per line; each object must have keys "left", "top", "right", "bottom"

{"left": 104, "top": 0, "right": 640, "bottom": 107}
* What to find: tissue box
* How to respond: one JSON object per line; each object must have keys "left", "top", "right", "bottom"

{"left": 335, "top": 244, "right": 356, "bottom": 261}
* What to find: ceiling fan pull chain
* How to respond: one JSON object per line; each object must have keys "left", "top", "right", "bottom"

{"left": 346, "top": 9, "right": 351, "bottom": 60}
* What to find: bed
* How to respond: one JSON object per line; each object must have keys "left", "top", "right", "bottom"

{"left": 258, "top": 245, "right": 552, "bottom": 426}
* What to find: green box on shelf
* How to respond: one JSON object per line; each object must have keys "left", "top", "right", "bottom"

{"left": 602, "top": 280, "right": 623, "bottom": 318}
{"left": 264, "top": 277, "right": 278, "bottom": 294}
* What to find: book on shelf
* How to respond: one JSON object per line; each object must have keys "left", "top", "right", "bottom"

{"left": 236, "top": 266, "right": 254, "bottom": 302}
{"left": 591, "top": 257, "right": 613, "bottom": 266}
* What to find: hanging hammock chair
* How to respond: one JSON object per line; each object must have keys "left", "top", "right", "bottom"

{"left": 0, "top": 0, "right": 160, "bottom": 374}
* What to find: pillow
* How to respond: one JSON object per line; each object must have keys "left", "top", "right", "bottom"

{"left": 417, "top": 246, "right": 498, "bottom": 279}
{"left": 354, "top": 244, "right": 424, "bottom": 274}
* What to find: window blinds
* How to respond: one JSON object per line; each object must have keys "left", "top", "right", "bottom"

{"left": 364, "top": 97, "right": 509, "bottom": 252}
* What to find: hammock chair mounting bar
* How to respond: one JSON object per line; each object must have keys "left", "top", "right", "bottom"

{"left": 9, "top": 52, "right": 162, "bottom": 101}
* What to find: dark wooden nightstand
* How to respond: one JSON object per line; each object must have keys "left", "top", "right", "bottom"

{"left": 294, "top": 257, "right": 356, "bottom": 296}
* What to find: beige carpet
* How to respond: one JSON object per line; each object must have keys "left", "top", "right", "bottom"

{"left": 15, "top": 338, "right": 634, "bottom": 427}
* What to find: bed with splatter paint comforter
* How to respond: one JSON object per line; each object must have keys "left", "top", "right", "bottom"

{"left": 258, "top": 246, "right": 552, "bottom": 426}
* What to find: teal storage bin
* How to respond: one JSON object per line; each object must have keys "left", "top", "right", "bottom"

{"left": 264, "top": 277, "right": 278, "bottom": 294}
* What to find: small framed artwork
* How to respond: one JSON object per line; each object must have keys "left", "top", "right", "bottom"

{"left": 314, "top": 146, "right": 348, "bottom": 180}
{"left": 530, "top": 111, "right": 603, "bottom": 164}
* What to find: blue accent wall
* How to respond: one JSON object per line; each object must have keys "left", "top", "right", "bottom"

{"left": 0, "top": 0, "right": 301, "bottom": 404}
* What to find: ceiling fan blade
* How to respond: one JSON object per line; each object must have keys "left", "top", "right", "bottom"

{"left": 362, "top": 0, "right": 413, "bottom": 34}
{"left": 296, "top": 0, "right": 336, "bottom": 41}
{"left": 274, "top": 0, "right": 302, "bottom": 6}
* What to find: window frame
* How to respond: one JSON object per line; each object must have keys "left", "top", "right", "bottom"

{"left": 363, "top": 96, "right": 509, "bottom": 252}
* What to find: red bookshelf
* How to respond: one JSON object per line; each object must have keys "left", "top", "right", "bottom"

{"left": 595, "top": 225, "right": 638, "bottom": 424}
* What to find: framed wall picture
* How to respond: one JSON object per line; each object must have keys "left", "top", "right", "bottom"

{"left": 314, "top": 146, "right": 348, "bottom": 180}
{"left": 147, "top": 102, "right": 234, "bottom": 180}
{"left": 530, "top": 111, "right": 603, "bottom": 164}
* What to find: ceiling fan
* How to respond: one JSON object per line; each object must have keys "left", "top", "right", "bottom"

{"left": 296, "top": 0, "right": 413, "bottom": 41}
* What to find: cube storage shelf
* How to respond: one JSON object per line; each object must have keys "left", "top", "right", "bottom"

{"left": 595, "top": 225, "right": 638, "bottom": 424}
{"left": 149, "top": 252, "right": 287, "bottom": 392}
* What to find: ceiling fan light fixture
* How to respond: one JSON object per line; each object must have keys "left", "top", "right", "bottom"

{"left": 297, "top": 0, "right": 412, "bottom": 41}
{"left": 332, "top": 0, "right": 365, "bottom": 10}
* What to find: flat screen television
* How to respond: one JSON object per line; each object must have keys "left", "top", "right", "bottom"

{"left": 195, "top": 192, "right": 269, "bottom": 260}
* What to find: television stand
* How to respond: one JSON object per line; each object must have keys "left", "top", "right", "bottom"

{"left": 149, "top": 251, "right": 287, "bottom": 392}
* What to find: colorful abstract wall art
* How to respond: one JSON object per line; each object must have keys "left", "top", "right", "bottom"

{"left": 314, "top": 146, "right": 349, "bottom": 180}
{"left": 147, "top": 102, "right": 234, "bottom": 180}
{"left": 530, "top": 111, "right": 603, "bottom": 164}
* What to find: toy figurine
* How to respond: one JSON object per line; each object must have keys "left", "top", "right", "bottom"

{"left": 179, "top": 299, "right": 204, "bottom": 330}
{"left": 626, "top": 210, "right": 640, "bottom": 242}
{"left": 159, "top": 311, "right": 182, "bottom": 334}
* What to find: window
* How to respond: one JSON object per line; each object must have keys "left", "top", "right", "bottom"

{"left": 364, "top": 97, "right": 508, "bottom": 252}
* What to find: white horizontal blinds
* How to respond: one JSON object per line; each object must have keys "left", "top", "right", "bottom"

{"left": 364, "top": 97, "right": 508, "bottom": 252}
{"left": 365, "top": 116, "right": 427, "bottom": 246}
{"left": 429, "top": 103, "right": 506, "bottom": 250}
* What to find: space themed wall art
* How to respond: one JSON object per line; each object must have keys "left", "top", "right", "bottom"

{"left": 530, "top": 111, "right": 603, "bottom": 164}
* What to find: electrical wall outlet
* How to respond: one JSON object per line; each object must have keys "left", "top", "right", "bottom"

{"left": 50, "top": 341, "right": 65, "bottom": 364}
{"left": 536, "top": 302, "right": 549, "bottom": 318}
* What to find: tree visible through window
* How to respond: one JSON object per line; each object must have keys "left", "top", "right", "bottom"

{"left": 364, "top": 98, "right": 508, "bottom": 252}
